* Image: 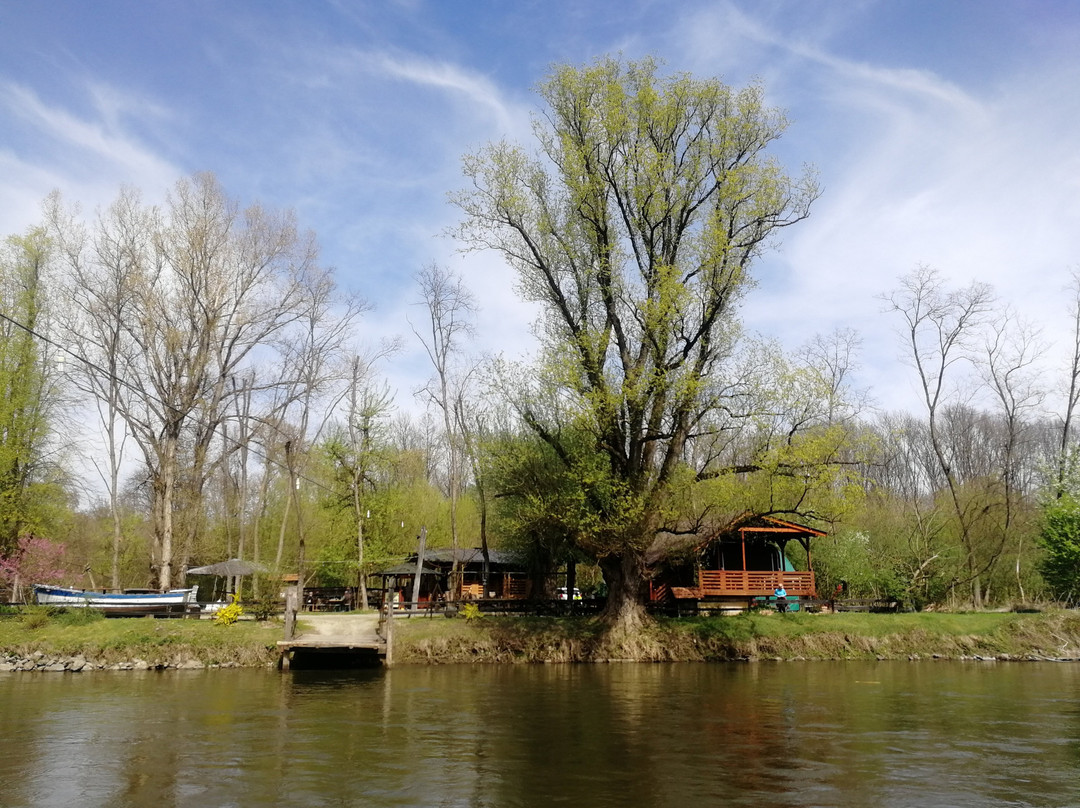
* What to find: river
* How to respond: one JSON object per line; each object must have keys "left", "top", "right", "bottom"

{"left": 2, "top": 662, "right": 1078, "bottom": 807}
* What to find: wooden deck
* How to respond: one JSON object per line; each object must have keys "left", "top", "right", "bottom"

{"left": 277, "top": 613, "right": 387, "bottom": 668}
{"left": 697, "top": 570, "right": 815, "bottom": 597}
{"left": 656, "top": 566, "right": 816, "bottom": 604}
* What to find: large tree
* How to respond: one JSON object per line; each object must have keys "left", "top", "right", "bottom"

{"left": 884, "top": 266, "right": 1007, "bottom": 608}
{"left": 412, "top": 264, "right": 476, "bottom": 599}
{"left": 0, "top": 227, "right": 69, "bottom": 556}
{"left": 454, "top": 57, "right": 818, "bottom": 629}
{"left": 54, "top": 174, "right": 345, "bottom": 589}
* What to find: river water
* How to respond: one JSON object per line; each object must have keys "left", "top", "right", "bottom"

{"left": 2, "top": 662, "right": 1079, "bottom": 807}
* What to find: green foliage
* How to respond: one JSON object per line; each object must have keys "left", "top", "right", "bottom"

{"left": 455, "top": 56, "right": 831, "bottom": 617}
{"left": 1038, "top": 494, "right": 1080, "bottom": 604}
{"left": 459, "top": 602, "right": 481, "bottom": 621}
{"left": 488, "top": 426, "right": 643, "bottom": 571}
{"left": 0, "top": 228, "right": 67, "bottom": 555}
{"left": 19, "top": 609, "right": 50, "bottom": 630}
{"left": 15, "top": 605, "right": 107, "bottom": 630}
{"left": 50, "top": 606, "right": 106, "bottom": 626}
{"left": 811, "top": 530, "right": 903, "bottom": 601}
{"left": 249, "top": 576, "right": 281, "bottom": 621}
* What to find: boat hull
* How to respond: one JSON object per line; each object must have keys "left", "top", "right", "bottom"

{"left": 33, "top": 585, "right": 198, "bottom": 616}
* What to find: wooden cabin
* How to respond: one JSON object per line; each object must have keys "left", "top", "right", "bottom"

{"left": 650, "top": 515, "right": 824, "bottom": 612}
{"left": 373, "top": 562, "right": 443, "bottom": 608}
{"left": 376, "top": 548, "right": 532, "bottom": 605}
{"left": 423, "top": 548, "right": 532, "bottom": 600}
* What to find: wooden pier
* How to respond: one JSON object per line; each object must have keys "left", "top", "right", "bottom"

{"left": 277, "top": 613, "right": 388, "bottom": 669}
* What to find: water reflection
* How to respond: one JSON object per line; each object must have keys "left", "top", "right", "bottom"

{"left": 1, "top": 662, "right": 1078, "bottom": 807}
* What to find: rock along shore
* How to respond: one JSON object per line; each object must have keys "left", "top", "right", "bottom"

{"left": 0, "top": 651, "right": 264, "bottom": 672}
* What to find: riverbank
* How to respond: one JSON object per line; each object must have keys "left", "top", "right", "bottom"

{"left": 0, "top": 609, "right": 281, "bottom": 671}
{"left": 392, "top": 608, "right": 1080, "bottom": 664}
{"left": 4, "top": 607, "right": 1080, "bottom": 670}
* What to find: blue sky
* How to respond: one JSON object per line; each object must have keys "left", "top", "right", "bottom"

{"left": 3, "top": 0, "right": 1080, "bottom": 423}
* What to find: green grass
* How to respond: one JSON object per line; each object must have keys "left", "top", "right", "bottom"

{"left": 393, "top": 609, "right": 1080, "bottom": 663}
{"left": 6, "top": 606, "right": 1080, "bottom": 667}
{"left": 0, "top": 607, "right": 282, "bottom": 666}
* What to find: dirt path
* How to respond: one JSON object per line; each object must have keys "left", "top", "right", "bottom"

{"left": 295, "top": 612, "right": 382, "bottom": 644}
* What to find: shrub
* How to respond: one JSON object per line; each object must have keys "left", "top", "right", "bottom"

{"left": 214, "top": 595, "right": 244, "bottom": 626}
{"left": 19, "top": 609, "right": 50, "bottom": 629}
{"left": 52, "top": 607, "right": 105, "bottom": 626}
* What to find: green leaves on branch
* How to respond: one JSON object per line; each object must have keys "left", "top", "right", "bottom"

{"left": 457, "top": 56, "right": 840, "bottom": 622}
{"left": 1039, "top": 493, "right": 1080, "bottom": 604}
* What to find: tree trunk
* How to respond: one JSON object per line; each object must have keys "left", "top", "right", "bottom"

{"left": 598, "top": 552, "right": 649, "bottom": 632}
{"left": 156, "top": 436, "right": 178, "bottom": 590}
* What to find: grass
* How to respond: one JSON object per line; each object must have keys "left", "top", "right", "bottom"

{"left": 393, "top": 609, "right": 1080, "bottom": 663}
{"left": 0, "top": 607, "right": 282, "bottom": 666}
{"left": 5, "top": 606, "right": 1080, "bottom": 667}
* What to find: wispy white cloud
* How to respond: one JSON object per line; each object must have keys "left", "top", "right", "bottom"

{"left": 0, "top": 79, "right": 181, "bottom": 244}
{"left": 0, "top": 81, "right": 177, "bottom": 184}
{"left": 3, "top": 0, "right": 1078, "bottom": 427}
{"left": 668, "top": 2, "right": 1080, "bottom": 416}
{"left": 380, "top": 57, "right": 508, "bottom": 117}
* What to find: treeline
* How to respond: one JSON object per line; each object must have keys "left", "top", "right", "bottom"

{"left": 3, "top": 58, "right": 1080, "bottom": 615}
{"left": 2, "top": 177, "right": 1076, "bottom": 611}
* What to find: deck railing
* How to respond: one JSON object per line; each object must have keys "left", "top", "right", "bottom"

{"left": 698, "top": 570, "right": 815, "bottom": 597}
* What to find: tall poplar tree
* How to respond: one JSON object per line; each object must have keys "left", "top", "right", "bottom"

{"left": 454, "top": 57, "right": 819, "bottom": 629}
{"left": 0, "top": 228, "right": 64, "bottom": 556}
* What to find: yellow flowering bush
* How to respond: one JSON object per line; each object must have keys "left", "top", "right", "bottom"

{"left": 214, "top": 595, "right": 244, "bottom": 626}
{"left": 459, "top": 602, "right": 481, "bottom": 622}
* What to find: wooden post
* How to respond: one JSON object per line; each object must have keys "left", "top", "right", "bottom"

{"left": 383, "top": 582, "right": 394, "bottom": 667}
{"left": 284, "top": 585, "right": 298, "bottom": 640}
{"left": 409, "top": 527, "right": 427, "bottom": 616}
{"left": 566, "top": 556, "right": 577, "bottom": 612}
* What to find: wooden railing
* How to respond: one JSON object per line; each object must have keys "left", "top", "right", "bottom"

{"left": 459, "top": 579, "right": 531, "bottom": 600}
{"left": 698, "top": 570, "right": 815, "bottom": 597}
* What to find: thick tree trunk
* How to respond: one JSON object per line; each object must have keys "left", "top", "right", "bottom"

{"left": 154, "top": 437, "right": 178, "bottom": 591}
{"left": 599, "top": 552, "right": 649, "bottom": 632}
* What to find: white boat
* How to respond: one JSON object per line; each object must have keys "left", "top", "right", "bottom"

{"left": 33, "top": 584, "right": 198, "bottom": 616}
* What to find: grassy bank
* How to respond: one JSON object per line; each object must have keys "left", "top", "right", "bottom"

{"left": 0, "top": 608, "right": 281, "bottom": 668}
{"left": 5, "top": 607, "right": 1080, "bottom": 669}
{"left": 393, "top": 609, "right": 1080, "bottom": 663}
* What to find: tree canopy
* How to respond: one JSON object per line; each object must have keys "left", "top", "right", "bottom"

{"left": 454, "top": 57, "right": 822, "bottom": 628}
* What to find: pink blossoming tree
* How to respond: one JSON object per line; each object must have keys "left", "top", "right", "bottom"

{"left": 0, "top": 535, "right": 69, "bottom": 603}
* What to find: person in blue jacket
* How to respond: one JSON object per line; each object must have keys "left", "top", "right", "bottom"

{"left": 774, "top": 585, "right": 788, "bottom": 613}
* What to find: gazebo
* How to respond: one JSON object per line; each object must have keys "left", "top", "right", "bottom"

{"left": 649, "top": 514, "right": 824, "bottom": 611}
{"left": 187, "top": 558, "right": 268, "bottom": 599}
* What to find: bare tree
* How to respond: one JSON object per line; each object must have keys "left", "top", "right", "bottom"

{"left": 55, "top": 174, "right": 347, "bottom": 589}
{"left": 412, "top": 264, "right": 476, "bottom": 599}
{"left": 796, "top": 328, "right": 869, "bottom": 425}
{"left": 453, "top": 366, "right": 496, "bottom": 594}
{"left": 884, "top": 265, "right": 996, "bottom": 607}
{"left": 259, "top": 268, "right": 369, "bottom": 592}
{"left": 337, "top": 355, "right": 395, "bottom": 609}
{"left": 1057, "top": 270, "right": 1080, "bottom": 497}
{"left": 982, "top": 311, "right": 1044, "bottom": 603}
{"left": 49, "top": 193, "right": 135, "bottom": 589}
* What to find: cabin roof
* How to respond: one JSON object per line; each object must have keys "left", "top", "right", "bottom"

{"left": 397, "top": 548, "right": 527, "bottom": 570}
{"left": 376, "top": 562, "right": 442, "bottom": 576}
{"left": 645, "top": 512, "right": 827, "bottom": 565}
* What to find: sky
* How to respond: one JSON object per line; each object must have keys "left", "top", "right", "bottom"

{"left": 3, "top": 0, "right": 1080, "bottom": 430}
